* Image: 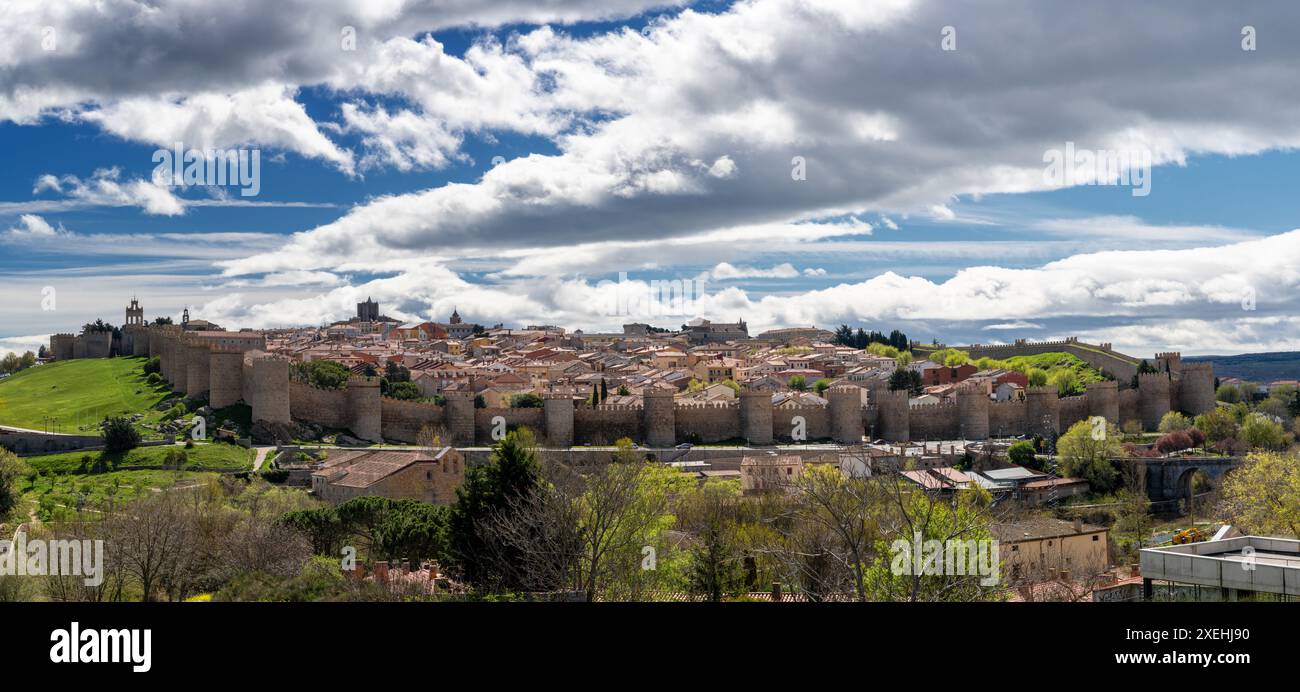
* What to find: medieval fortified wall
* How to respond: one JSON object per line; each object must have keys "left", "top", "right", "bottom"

{"left": 54, "top": 323, "right": 1216, "bottom": 448}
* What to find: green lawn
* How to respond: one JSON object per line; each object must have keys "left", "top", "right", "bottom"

{"left": 0, "top": 357, "right": 171, "bottom": 435}
{"left": 23, "top": 442, "right": 254, "bottom": 474}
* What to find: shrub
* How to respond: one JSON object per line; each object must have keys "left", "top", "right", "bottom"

{"left": 1157, "top": 411, "right": 1190, "bottom": 433}
{"left": 102, "top": 416, "right": 141, "bottom": 453}
{"left": 1007, "top": 440, "right": 1038, "bottom": 468}
{"left": 1155, "top": 430, "right": 1193, "bottom": 454}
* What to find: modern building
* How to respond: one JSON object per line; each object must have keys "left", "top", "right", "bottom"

{"left": 1139, "top": 532, "right": 1300, "bottom": 601}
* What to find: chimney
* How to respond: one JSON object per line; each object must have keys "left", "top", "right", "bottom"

{"left": 401, "top": 560, "right": 411, "bottom": 575}
{"left": 1058, "top": 569, "right": 1070, "bottom": 582}
{"left": 351, "top": 563, "right": 365, "bottom": 581}
{"left": 374, "top": 561, "right": 389, "bottom": 585}
{"left": 771, "top": 582, "right": 783, "bottom": 602}
{"left": 1129, "top": 563, "right": 1140, "bottom": 578}
{"left": 1073, "top": 517, "right": 1083, "bottom": 533}
{"left": 427, "top": 561, "right": 441, "bottom": 579}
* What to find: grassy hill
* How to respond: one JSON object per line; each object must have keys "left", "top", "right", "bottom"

{"left": 1185, "top": 352, "right": 1300, "bottom": 382}
{"left": 0, "top": 357, "right": 171, "bottom": 434}
{"left": 23, "top": 442, "right": 253, "bottom": 474}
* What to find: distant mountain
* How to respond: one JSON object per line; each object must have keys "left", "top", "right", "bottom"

{"left": 1185, "top": 352, "right": 1300, "bottom": 382}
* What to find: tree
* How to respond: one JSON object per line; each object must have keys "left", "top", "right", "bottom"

{"left": 1007, "top": 440, "right": 1038, "bottom": 469}
{"left": 449, "top": 429, "right": 541, "bottom": 589}
{"left": 385, "top": 381, "right": 423, "bottom": 401}
{"left": 788, "top": 375, "right": 807, "bottom": 392}
{"left": 105, "top": 490, "right": 196, "bottom": 602}
{"left": 296, "top": 360, "right": 351, "bottom": 390}
{"left": 510, "top": 392, "right": 544, "bottom": 408}
{"left": 1048, "top": 369, "right": 1080, "bottom": 396}
{"left": 1241, "top": 413, "right": 1285, "bottom": 450}
{"left": 1112, "top": 463, "right": 1152, "bottom": 559}
{"left": 1056, "top": 419, "right": 1123, "bottom": 493}
{"left": 1218, "top": 451, "right": 1300, "bottom": 538}
{"left": 0, "top": 449, "right": 31, "bottom": 518}
{"left": 1194, "top": 408, "right": 1238, "bottom": 444}
{"left": 678, "top": 481, "right": 746, "bottom": 602}
{"left": 1157, "top": 411, "right": 1190, "bottom": 433}
{"left": 812, "top": 378, "right": 832, "bottom": 395}
{"left": 1026, "top": 368, "right": 1048, "bottom": 387}
{"left": 887, "top": 367, "right": 921, "bottom": 395}
{"left": 102, "top": 416, "right": 141, "bottom": 453}
{"left": 1155, "top": 430, "right": 1194, "bottom": 455}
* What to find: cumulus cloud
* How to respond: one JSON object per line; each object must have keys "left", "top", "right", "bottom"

{"left": 2, "top": 214, "right": 69, "bottom": 241}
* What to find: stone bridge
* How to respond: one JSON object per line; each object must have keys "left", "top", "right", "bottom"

{"left": 1128, "top": 456, "right": 1245, "bottom": 503}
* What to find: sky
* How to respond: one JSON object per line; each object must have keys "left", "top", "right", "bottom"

{"left": 2, "top": 0, "right": 1300, "bottom": 358}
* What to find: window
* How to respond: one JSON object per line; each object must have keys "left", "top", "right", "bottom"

{"left": 1092, "top": 535, "right": 1099, "bottom": 542}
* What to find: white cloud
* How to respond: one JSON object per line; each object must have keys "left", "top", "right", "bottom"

{"left": 711, "top": 262, "right": 800, "bottom": 280}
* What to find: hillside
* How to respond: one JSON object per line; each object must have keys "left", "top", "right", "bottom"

{"left": 0, "top": 356, "right": 171, "bottom": 434}
{"left": 1185, "top": 352, "right": 1300, "bottom": 382}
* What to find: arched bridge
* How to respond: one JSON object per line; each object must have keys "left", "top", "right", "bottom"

{"left": 1127, "top": 456, "right": 1245, "bottom": 503}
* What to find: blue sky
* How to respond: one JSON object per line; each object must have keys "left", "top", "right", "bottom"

{"left": 2, "top": 0, "right": 1300, "bottom": 357}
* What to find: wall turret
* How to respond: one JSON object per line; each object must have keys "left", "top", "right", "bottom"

{"left": 957, "top": 387, "right": 990, "bottom": 440}
{"left": 184, "top": 338, "right": 211, "bottom": 398}
{"left": 347, "top": 376, "right": 383, "bottom": 442}
{"left": 444, "top": 390, "right": 477, "bottom": 446}
{"left": 641, "top": 387, "right": 676, "bottom": 447}
{"left": 1178, "top": 363, "right": 1215, "bottom": 417}
{"left": 873, "top": 387, "right": 910, "bottom": 442}
{"left": 208, "top": 345, "right": 245, "bottom": 409}
{"left": 544, "top": 387, "right": 575, "bottom": 447}
{"left": 1085, "top": 380, "right": 1119, "bottom": 424}
{"left": 246, "top": 355, "right": 290, "bottom": 424}
{"left": 1138, "top": 372, "right": 1172, "bottom": 430}
{"left": 739, "top": 387, "right": 774, "bottom": 445}
{"left": 1025, "top": 386, "right": 1060, "bottom": 438}
{"left": 828, "top": 385, "right": 863, "bottom": 444}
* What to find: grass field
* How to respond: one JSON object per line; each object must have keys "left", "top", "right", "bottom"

{"left": 21, "top": 469, "right": 219, "bottom": 520}
{"left": 0, "top": 357, "right": 171, "bottom": 434}
{"left": 22, "top": 442, "right": 254, "bottom": 474}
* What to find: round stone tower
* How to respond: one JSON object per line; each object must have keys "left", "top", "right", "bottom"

{"left": 208, "top": 346, "right": 245, "bottom": 409}
{"left": 1086, "top": 380, "right": 1120, "bottom": 424}
{"left": 828, "top": 385, "right": 863, "bottom": 445}
{"left": 1138, "top": 372, "right": 1172, "bottom": 431}
{"left": 348, "top": 376, "right": 383, "bottom": 442}
{"left": 874, "top": 387, "right": 910, "bottom": 442}
{"left": 1025, "top": 386, "right": 1060, "bottom": 438}
{"left": 161, "top": 334, "right": 177, "bottom": 388}
{"left": 957, "top": 387, "right": 990, "bottom": 440}
{"left": 544, "top": 387, "right": 575, "bottom": 447}
{"left": 147, "top": 328, "right": 162, "bottom": 359}
{"left": 1178, "top": 363, "right": 1215, "bottom": 417}
{"left": 444, "top": 390, "right": 477, "bottom": 446}
{"left": 641, "top": 387, "right": 676, "bottom": 447}
{"left": 185, "top": 340, "right": 211, "bottom": 398}
{"left": 246, "top": 355, "right": 290, "bottom": 424}
{"left": 739, "top": 387, "right": 774, "bottom": 445}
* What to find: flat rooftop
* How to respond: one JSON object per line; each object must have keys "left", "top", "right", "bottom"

{"left": 1140, "top": 536, "right": 1300, "bottom": 596}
